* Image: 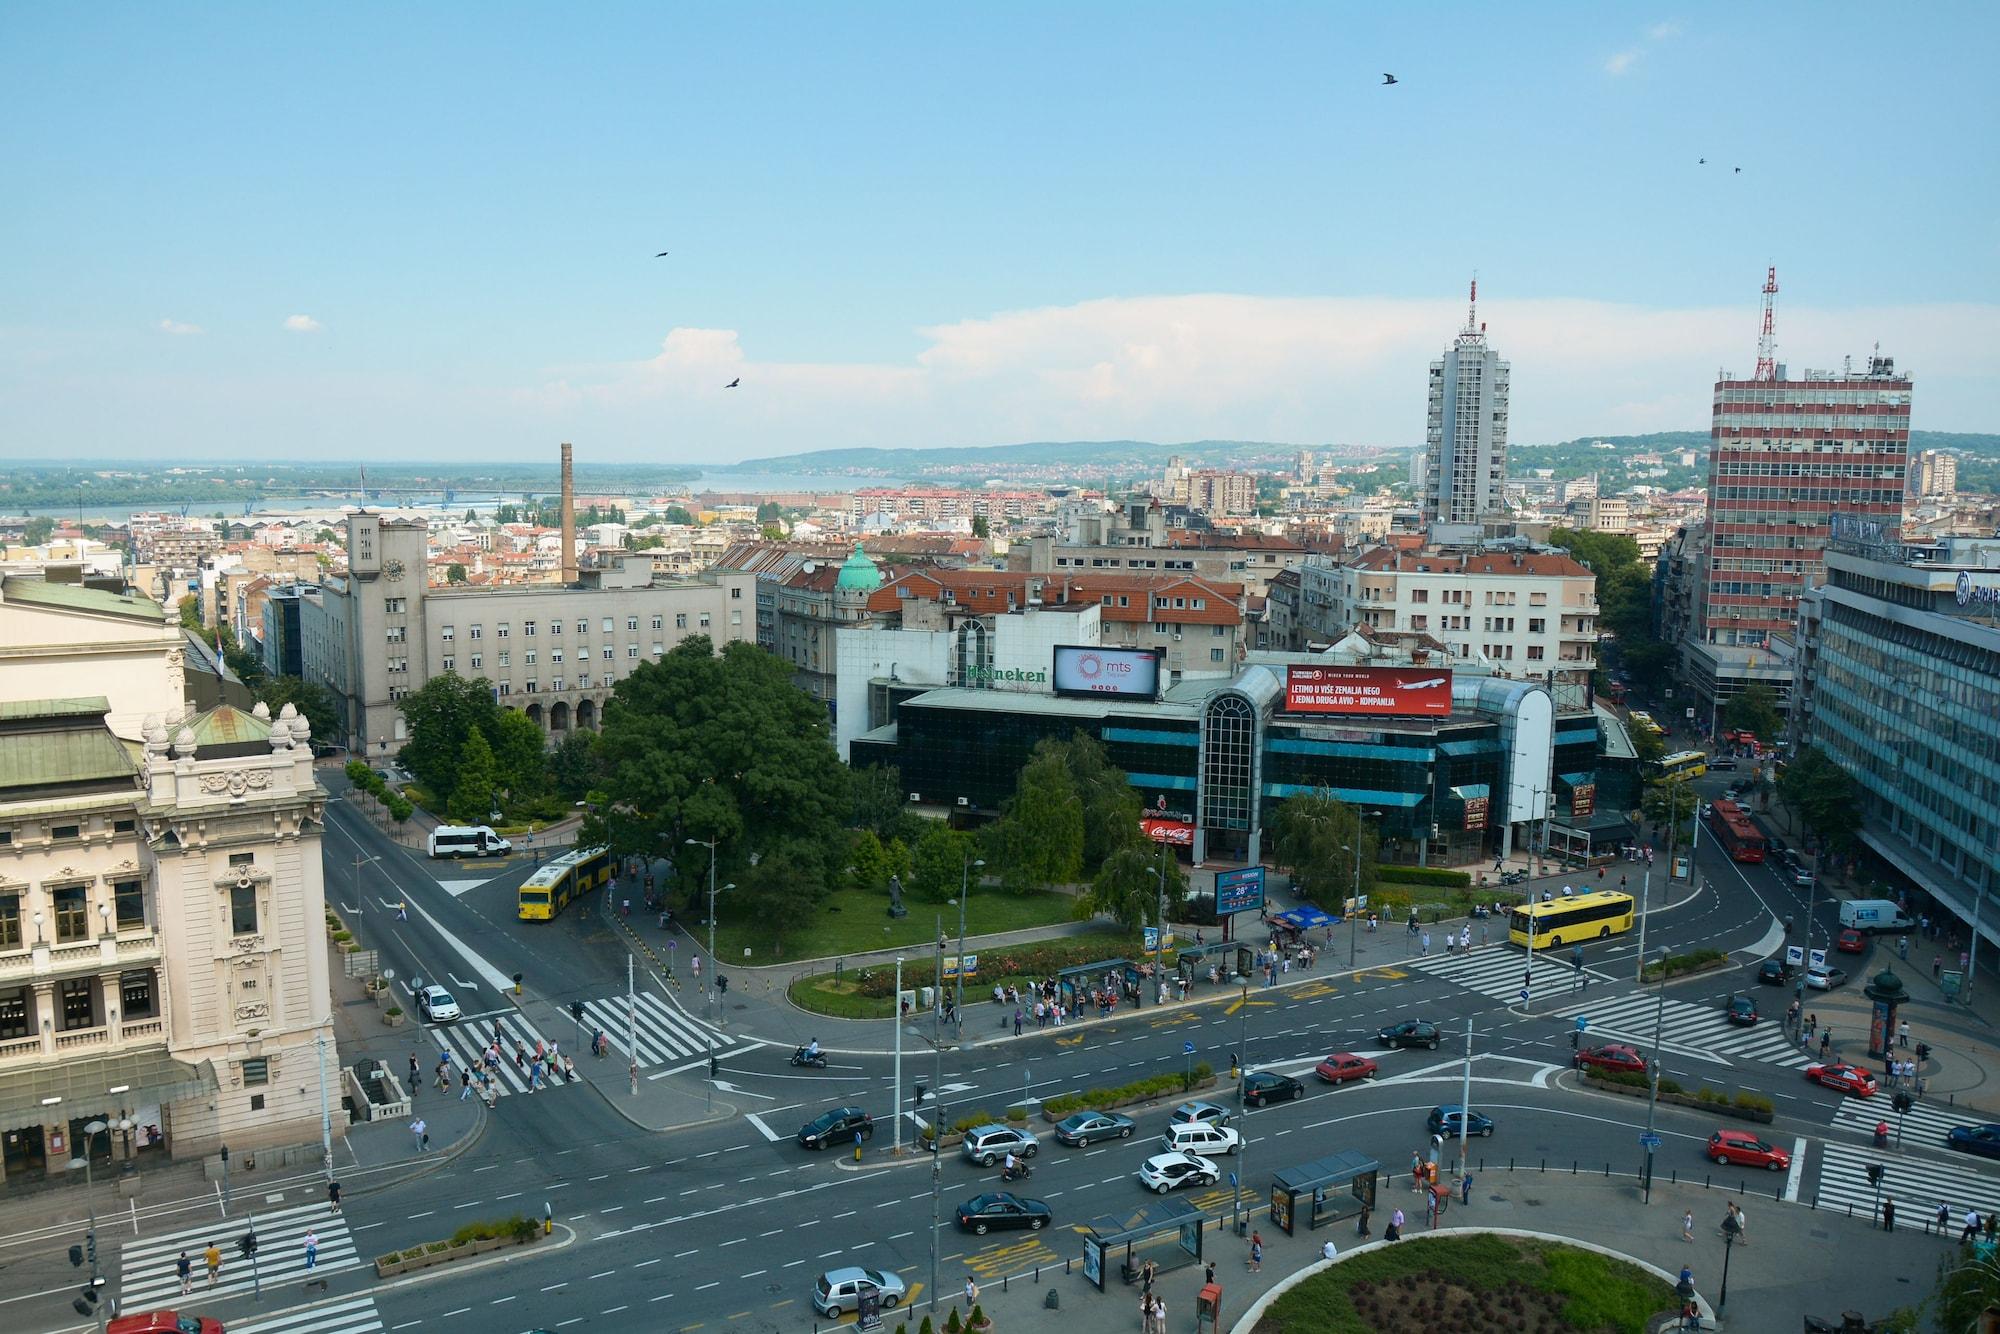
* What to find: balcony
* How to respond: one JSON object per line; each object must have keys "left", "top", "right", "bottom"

{"left": 0, "top": 930, "right": 161, "bottom": 985}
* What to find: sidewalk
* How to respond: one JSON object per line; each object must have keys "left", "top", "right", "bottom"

{"left": 912, "top": 1161, "right": 1937, "bottom": 1334}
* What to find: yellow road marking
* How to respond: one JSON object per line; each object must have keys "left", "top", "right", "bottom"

{"left": 1353, "top": 966, "right": 1410, "bottom": 981}
{"left": 1148, "top": 1011, "right": 1201, "bottom": 1029}
{"left": 1288, "top": 981, "right": 1340, "bottom": 1000}
{"left": 1223, "top": 995, "right": 1277, "bottom": 1016}
{"left": 1055, "top": 1033, "right": 1085, "bottom": 1047}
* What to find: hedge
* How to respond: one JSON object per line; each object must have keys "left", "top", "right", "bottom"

{"left": 1374, "top": 865, "right": 1473, "bottom": 889}
{"left": 1584, "top": 1068, "right": 1773, "bottom": 1115}
{"left": 450, "top": 1214, "right": 539, "bottom": 1245}
{"left": 1043, "top": 1062, "right": 1213, "bottom": 1118}
{"left": 843, "top": 931, "right": 1139, "bottom": 999}
{"left": 1640, "top": 948, "right": 1729, "bottom": 981}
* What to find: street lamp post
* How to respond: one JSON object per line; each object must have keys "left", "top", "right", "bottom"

{"left": 73, "top": 1118, "right": 114, "bottom": 1334}
{"left": 1796, "top": 847, "right": 1822, "bottom": 1017}
{"left": 928, "top": 921, "right": 945, "bottom": 1311}
{"left": 954, "top": 857, "right": 982, "bottom": 1039}
{"left": 892, "top": 955, "right": 906, "bottom": 1155}
{"left": 1634, "top": 861, "right": 1654, "bottom": 986}
{"left": 1232, "top": 982, "right": 1250, "bottom": 1236}
{"left": 685, "top": 835, "right": 721, "bottom": 1024}
{"left": 1643, "top": 947, "right": 1667, "bottom": 1203}
{"left": 1455, "top": 1017, "right": 1474, "bottom": 1181}
{"left": 1718, "top": 1225, "right": 1737, "bottom": 1310}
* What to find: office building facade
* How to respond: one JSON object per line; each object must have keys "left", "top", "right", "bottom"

{"left": 1423, "top": 289, "right": 1511, "bottom": 525}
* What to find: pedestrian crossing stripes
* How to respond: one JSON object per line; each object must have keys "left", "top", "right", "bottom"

{"left": 117, "top": 1200, "right": 362, "bottom": 1310}
{"left": 1409, "top": 947, "right": 1617, "bottom": 1004}
{"left": 1816, "top": 1140, "right": 2000, "bottom": 1230}
{"left": 230, "top": 1296, "right": 385, "bottom": 1334}
{"left": 426, "top": 988, "right": 754, "bottom": 1097}
{"left": 1548, "top": 989, "right": 1813, "bottom": 1069}
{"left": 1830, "top": 1096, "right": 1985, "bottom": 1151}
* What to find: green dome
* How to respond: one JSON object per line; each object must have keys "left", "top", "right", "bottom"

{"left": 834, "top": 543, "right": 882, "bottom": 592}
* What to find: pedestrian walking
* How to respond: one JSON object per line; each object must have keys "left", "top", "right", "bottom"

{"left": 965, "top": 1275, "right": 980, "bottom": 1307}
{"left": 1387, "top": 1208, "right": 1405, "bottom": 1242}
{"left": 1935, "top": 954, "right": 1943, "bottom": 980}
{"left": 1461, "top": 1171, "right": 1474, "bottom": 1205}
{"left": 1248, "top": 1230, "right": 1262, "bottom": 1272}
{"left": 303, "top": 1229, "right": 318, "bottom": 1270}
{"left": 1139, "top": 1258, "right": 1155, "bottom": 1293}
{"left": 177, "top": 1250, "right": 193, "bottom": 1296}
{"left": 1357, "top": 1203, "right": 1371, "bottom": 1238}
{"left": 1734, "top": 1201, "right": 1748, "bottom": 1246}
{"left": 1899, "top": 1019, "right": 1911, "bottom": 1049}
{"left": 408, "top": 1052, "right": 420, "bottom": 1092}
{"left": 1013, "top": 1008, "right": 1023, "bottom": 1037}
{"left": 1937, "top": 1203, "right": 1951, "bottom": 1235}
{"left": 204, "top": 1241, "right": 221, "bottom": 1287}
{"left": 1460, "top": 925, "right": 1471, "bottom": 953}
{"left": 1204, "top": 1261, "right": 1216, "bottom": 1287}
{"left": 1883, "top": 1197, "right": 1896, "bottom": 1232}
{"left": 1411, "top": 1150, "right": 1424, "bottom": 1192}
{"left": 411, "top": 1117, "right": 428, "bottom": 1152}
{"left": 328, "top": 1181, "right": 342, "bottom": 1213}
{"left": 1963, "top": 1209, "right": 1982, "bottom": 1244}
{"left": 1421, "top": 931, "right": 1431, "bottom": 957}
{"left": 514, "top": 1041, "right": 529, "bottom": 1071}
{"left": 1820, "top": 1031, "right": 1832, "bottom": 1060}
{"left": 460, "top": 1067, "right": 473, "bottom": 1101}
{"left": 396, "top": 899, "right": 408, "bottom": 921}
{"left": 1151, "top": 1296, "right": 1167, "bottom": 1332}
{"left": 1681, "top": 1209, "right": 1694, "bottom": 1243}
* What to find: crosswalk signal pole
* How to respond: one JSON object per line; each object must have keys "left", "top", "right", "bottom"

{"left": 627, "top": 954, "right": 640, "bottom": 1097}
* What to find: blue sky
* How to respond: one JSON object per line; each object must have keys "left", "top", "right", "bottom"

{"left": 3, "top": 2, "right": 1994, "bottom": 464}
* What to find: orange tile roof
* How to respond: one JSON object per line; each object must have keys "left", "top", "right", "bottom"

{"left": 866, "top": 568, "right": 1243, "bottom": 625}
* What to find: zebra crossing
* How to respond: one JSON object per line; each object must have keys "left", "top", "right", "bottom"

{"left": 1815, "top": 1139, "right": 2000, "bottom": 1228}
{"left": 427, "top": 988, "right": 757, "bottom": 1096}
{"left": 1830, "top": 1096, "right": 1988, "bottom": 1152}
{"left": 117, "top": 1200, "right": 364, "bottom": 1310}
{"left": 231, "top": 1296, "right": 385, "bottom": 1334}
{"left": 1548, "top": 989, "right": 1814, "bottom": 1069}
{"left": 1409, "top": 946, "right": 1619, "bottom": 1004}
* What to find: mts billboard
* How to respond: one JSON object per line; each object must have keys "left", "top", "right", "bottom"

{"left": 1285, "top": 665, "right": 1453, "bottom": 717}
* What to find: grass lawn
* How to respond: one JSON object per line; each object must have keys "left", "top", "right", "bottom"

{"left": 1255, "top": 1233, "right": 1675, "bottom": 1334}
{"left": 789, "top": 925, "right": 1140, "bottom": 1019}
{"left": 708, "top": 887, "right": 1080, "bottom": 965}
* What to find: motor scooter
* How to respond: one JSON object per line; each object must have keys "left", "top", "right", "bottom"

{"left": 1001, "top": 1161, "right": 1033, "bottom": 1183}
{"left": 790, "top": 1046, "right": 828, "bottom": 1069}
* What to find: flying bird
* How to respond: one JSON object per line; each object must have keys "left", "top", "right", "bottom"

{"left": 1381, "top": 73, "right": 1398, "bottom": 85}
{"left": 654, "top": 251, "right": 670, "bottom": 257}
{"left": 724, "top": 378, "right": 740, "bottom": 389}
{"left": 1698, "top": 157, "right": 1706, "bottom": 164}
{"left": 1733, "top": 166, "right": 1742, "bottom": 173}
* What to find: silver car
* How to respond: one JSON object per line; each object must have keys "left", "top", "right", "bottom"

{"left": 813, "top": 1266, "right": 907, "bottom": 1317}
{"left": 960, "top": 1123, "right": 1038, "bottom": 1168}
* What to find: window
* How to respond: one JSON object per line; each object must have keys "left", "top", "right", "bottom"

{"left": 52, "top": 824, "right": 80, "bottom": 841}
{"left": 442, "top": 656, "right": 456, "bottom": 673}
{"left": 0, "top": 989, "right": 25, "bottom": 1041}
{"left": 53, "top": 885, "right": 88, "bottom": 943}
{"left": 1528, "top": 618, "right": 1546, "bottom": 634}
{"left": 602, "top": 618, "right": 614, "bottom": 633}
{"left": 471, "top": 624, "right": 483, "bottom": 640}
{"left": 651, "top": 614, "right": 663, "bottom": 630}
{"left": 1527, "top": 645, "right": 1545, "bottom": 661}
{"left": 731, "top": 585, "right": 743, "bottom": 599}
{"left": 699, "top": 613, "right": 711, "bottom": 629}
{"left": 553, "top": 677, "right": 565, "bottom": 692}
{"left": 470, "top": 653, "right": 483, "bottom": 669}
{"left": 602, "top": 645, "right": 614, "bottom": 660}
{"left": 550, "top": 620, "right": 562, "bottom": 637}
{"left": 229, "top": 885, "right": 258, "bottom": 936}
{"left": 731, "top": 610, "right": 742, "bottom": 626}
{"left": 524, "top": 620, "right": 536, "bottom": 636}
{"left": 120, "top": 970, "right": 156, "bottom": 1018}
{"left": 653, "top": 643, "right": 665, "bottom": 656}
{"left": 0, "top": 895, "right": 17, "bottom": 950}
{"left": 525, "top": 650, "right": 537, "bottom": 666}
{"left": 497, "top": 681, "right": 510, "bottom": 696}
{"left": 1213, "top": 624, "right": 1225, "bottom": 636}
{"left": 114, "top": 879, "right": 145, "bottom": 931}
{"left": 242, "top": 1057, "right": 269, "bottom": 1087}
{"left": 441, "top": 626, "right": 455, "bottom": 642}
{"left": 526, "top": 680, "right": 538, "bottom": 693}
{"left": 626, "top": 616, "right": 638, "bottom": 631}
{"left": 59, "top": 978, "right": 96, "bottom": 1030}
{"left": 385, "top": 597, "right": 407, "bottom": 614}
{"left": 498, "top": 650, "right": 510, "bottom": 667}
{"left": 675, "top": 614, "right": 688, "bottom": 630}
{"left": 578, "top": 675, "right": 590, "bottom": 689}
{"left": 553, "top": 648, "right": 565, "bottom": 664}
{"left": 1210, "top": 647, "right": 1226, "bottom": 663}
{"left": 385, "top": 626, "right": 406, "bottom": 643}
{"left": 628, "top": 643, "right": 639, "bottom": 657}
{"left": 498, "top": 623, "right": 511, "bottom": 639}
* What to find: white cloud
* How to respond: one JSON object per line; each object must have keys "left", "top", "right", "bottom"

{"left": 283, "top": 314, "right": 322, "bottom": 333}
{"left": 494, "top": 292, "right": 1999, "bottom": 460}
{"left": 157, "top": 318, "right": 202, "bottom": 336}
{"left": 1647, "top": 21, "right": 1682, "bottom": 40}
{"left": 1605, "top": 50, "right": 1639, "bottom": 75}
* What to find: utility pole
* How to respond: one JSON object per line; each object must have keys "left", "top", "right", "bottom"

{"left": 955, "top": 857, "right": 982, "bottom": 1038}
{"left": 892, "top": 955, "right": 905, "bottom": 1155}
{"left": 1643, "top": 948, "right": 1667, "bottom": 1203}
{"left": 1796, "top": 847, "right": 1821, "bottom": 1016}
{"left": 686, "top": 834, "right": 721, "bottom": 1025}
{"left": 928, "top": 920, "right": 945, "bottom": 1311}
{"left": 627, "top": 953, "right": 639, "bottom": 1096}
{"left": 1456, "top": 1018, "right": 1474, "bottom": 1180}
{"left": 316, "top": 1031, "right": 333, "bottom": 1181}
{"left": 1154, "top": 840, "right": 1169, "bottom": 998}
{"left": 1347, "top": 835, "right": 1362, "bottom": 967}
{"left": 1232, "top": 982, "right": 1249, "bottom": 1236}
{"left": 1633, "top": 863, "right": 1654, "bottom": 986}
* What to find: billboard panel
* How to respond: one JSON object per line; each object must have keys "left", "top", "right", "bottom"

{"left": 1142, "top": 818, "right": 1195, "bottom": 846}
{"left": 1215, "top": 866, "right": 1267, "bottom": 916}
{"left": 1052, "top": 645, "right": 1163, "bottom": 700}
{"left": 1463, "top": 795, "right": 1489, "bottom": 831}
{"left": 1285, "top": 665, "right": 1453, "bottom": 717}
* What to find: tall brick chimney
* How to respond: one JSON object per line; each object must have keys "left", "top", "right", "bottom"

{"left": 559, "top": 441, "right": 577, "bottom": 583}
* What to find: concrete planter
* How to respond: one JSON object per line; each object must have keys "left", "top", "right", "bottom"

{"left": 1640, "top": 956, "right": 1732, "bottom": 984}
{"left": 375, "top": 1230, "right": 537, "bottom": 1277}
{"left": 1040, "top": 1074, "right": 1219, "bottom": 1122}
{"left": 1580, "top": 1072, "right": 1775, "bottom": 1123}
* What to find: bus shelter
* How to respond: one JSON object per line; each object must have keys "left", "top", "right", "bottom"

{"left": 1057, "top": 959, "right": 1144, "bottom": 1011}
{"left": 1268, "top": 1150, "right": 1379, "bottom": 1236}
{"left": 1175, "top": 942, "right": 1253, "bottom": 986}
{"left": 1080, "top": 1197, "right": 1207, "bottom": 1290}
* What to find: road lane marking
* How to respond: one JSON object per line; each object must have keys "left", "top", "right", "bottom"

{"left": 745, "top": 1113, "right": 782, "bottom": 1142}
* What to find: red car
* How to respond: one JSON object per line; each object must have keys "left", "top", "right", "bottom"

{"left": 1573, "top": 1044, "right": 1647, "bottom": 1075}
{"left": 1314, "top": 1052, "right": 1379, "bottom": 1085}
{"left": 1805, "top": 1062, "right": 1879, "bottom": 1098}
{"left": 1708, "top": 1128, "right": 1791, "bottom": 1171}
{"left": 1836, "top": 929, "right": 1866, "bottom": 954}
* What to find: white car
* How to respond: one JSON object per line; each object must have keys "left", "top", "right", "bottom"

{"left": 1160, "top": 1122, "right": 1242, "bottom": 1158}
{"left": 1136, "top": 1151, "right": 1220, "bottom": 1194}
{"left": 417, "top": 985, "right": 461, "bottom": 1023}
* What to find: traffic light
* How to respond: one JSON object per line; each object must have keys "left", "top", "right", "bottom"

{"left": 708, "top": 1054, "right": 719, "bottom": 1078}
{"left": 238, "top": 1232, "right": 258, "bottom": 1260}
{"left": 86, "top": 1232, "right": 96, "bottom": 1264}
{"left": 1892, "top": 1091, "right": 1915, "bottom": 1115}
{"left": 571, "top": 1000, "right": 585, "bottom": 1023}
{"left": 68, "top": 1244, "right": 83, "bottom": 1268}
{"left": 1865, "top": 1163, "right": 1885, "bottom": 1187}
{"left": 717, "top": 975, "right": 728, "bottom": 995}
{"left": 913, "top": 1081, "right": 928, "bottom": 1106}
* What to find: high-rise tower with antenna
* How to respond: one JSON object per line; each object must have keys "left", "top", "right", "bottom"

{"left": 1422, "top": 278, "right": 1511, "bottom": 526}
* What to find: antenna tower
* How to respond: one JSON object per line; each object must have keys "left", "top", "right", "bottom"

{"left": 1457, "top": 277, "right": 1485, "bottom": 344}
{"left": 1753, "top": 266, "right": 1778, "bottom": 380}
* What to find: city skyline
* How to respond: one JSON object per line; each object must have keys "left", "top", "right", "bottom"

{"left": 3, "top": 2, "right": 1995, "bottom": 463}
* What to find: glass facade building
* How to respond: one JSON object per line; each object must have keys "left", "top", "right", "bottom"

{"left": 1801, "top": 536, "right": 2000, "bottom": 968}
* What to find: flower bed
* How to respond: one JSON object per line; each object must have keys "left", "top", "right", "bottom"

{"left": 1579, "top": 1070, "right": 1774, "bottom": 1123}
{"left": 374, "top": 1214, "right": 541, "bottom": 1277}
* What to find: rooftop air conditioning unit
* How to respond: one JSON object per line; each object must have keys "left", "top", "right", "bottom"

{"left": 956, "top": 797, "right": 970, "bottom": 807}
{"left": 908, "top": 792, "right": 920, "bottom": 802}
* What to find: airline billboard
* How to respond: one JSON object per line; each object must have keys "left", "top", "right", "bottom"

{"left": 1284, "top": 665, "right": 1454, "bottom": 717}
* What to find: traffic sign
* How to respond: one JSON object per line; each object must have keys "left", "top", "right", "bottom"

{"left": 1640, "top": 1133, "right": 1662, "bottom": 1150}
{"left": 1574, "top": 1016, "right": 1589, "bottom": 1032}
{"left": 1183, "top": 1041, "right": 1196, "bottom": 1056}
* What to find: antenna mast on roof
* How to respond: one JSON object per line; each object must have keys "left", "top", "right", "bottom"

{"left": 1457, "top": 276, "right": 1486, "bottom": 345}
{"left": 1753, "top": 266, "right": 1779, "bottom": 381}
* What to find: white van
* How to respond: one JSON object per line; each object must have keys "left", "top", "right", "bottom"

{"left": 1160, "top": 1122, "right": 1241, "bottom": 1158}
{"left": 1839, "top": 899, "right": 1916, "bottom": 934}
{"left": 428, "top": 825, "right": 513, "bottom": 859}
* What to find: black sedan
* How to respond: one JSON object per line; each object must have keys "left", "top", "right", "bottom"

{"left": 955, "top": 1192, "right": 1051, "bottom": 1235}
{"left": 1724, "top": 995, "right": 1758, "bottom": 1027}
{"left": 1947, "top": 1125, "right": 2000, "bottom": 1160}
{"left": 1243, "top": 1072, "right": 1305, "bottom": 1107}
{"left": 798, "top": 1106, "right": 873, "bottom": 1150}
{"left": 1756, "top": 958, "right": 1794, "bottom": 986}
{"left": 1378, "top": 1020, "right": 1442, "bottom": 1050}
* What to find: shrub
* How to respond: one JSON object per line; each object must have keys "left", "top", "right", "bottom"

{"left": 1657, "top": 1076, "right": 1683, "bottom": 1096}
{"left": 969, "top": 1305, "right": 988, "bottom": 1329}
{"left": 919, "top": 1316, "right": 936, "bottom": 1334}
{"left": 1044, "top": 1063, "right": 1212, "bottom": 1117}
{"left": 1005, "top": 1106, "right": 1027, "bottom": 1124}
{"left": 1732, "top": 1090, "right": 1774, "bottom": 1114}
{"left": 1374, "top": 865, "right": 1473, "bottom": 888}
{"left": 1695, "top": 1087, "right": 1717, "bottom": 1103}
{"left": 384, "top": 1006, "right": 403, "bottom": 1018}
{"left": 945, "top": 1309, "right": 963, "bottom": 1334}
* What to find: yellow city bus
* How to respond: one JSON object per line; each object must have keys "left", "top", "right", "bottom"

{"left": 1653, "top": 750, "right": 1708, "bottom": 781}
{"left": 1508, "top": 891, "right": 1636, "bottom": 949}
{"left": 518, "top": 846, "right": 614, "bottom": 922}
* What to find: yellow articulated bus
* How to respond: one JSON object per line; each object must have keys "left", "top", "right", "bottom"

{"left": 1653, "top": 750, "right": 1708, "bottom": 781}
{"left": 1508, "top": 891, "right": 1636, "bottom": 949}
{"left": 518, "top": 846, "right": 614, "bottom": 922}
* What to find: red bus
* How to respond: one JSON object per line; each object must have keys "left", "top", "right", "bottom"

{"left": 1705, "top": 799, "right": 1767, "bottom": 863}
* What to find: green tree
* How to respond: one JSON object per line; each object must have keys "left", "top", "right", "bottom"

{"left": 847, "top": 829, "right": 893, "bottom": 892}
{"left": 584, "top": 637, "right": 848, "bottom": 905}
{"left": 908, "top": 822, "right": 979, "bottom": 902}
{"left": 488, "top": 708, "right": 550, "bottom": 801}
{"left": 1267, "top": 788, "right": 1376, "bottom": 911}
{"left": 449, "top": 727, "right": 499, "bottom": 824}
{"left": 1723, "top": 684, "right": 1782, "bottom": 741}
{"left": 547, "top": 730, "right": 602, "bottom": 803}
{"left": 848, "top": 765, "right": 908, "bottom": 840}
{"left": 1061, "top": 733, "right": 1145, "bottom": 868}
{"left": 970, "top": 514, "right": 989, "bottom": 539}
{"left": 760, "top": 524, "right": 786, "bottom": 541}
{"left": 1075, "top": 845, "right": 1187, "bottom": 930}
{"left": 397, "top": 674, "right": 502, "bottom": 807}
{"left": 1640, "top": 780, "right": 1698, "bottom": 826}
{"left": 984, "top": 744, "right": 1085, "bottom": 894}
{"left": 737, "top": 839, "right": 825, "bottom": 956}
{"left": 463, "top": 509, "right": 477, "bottom": 523}
{"left": 1630, "top": 726, "right": 1666, "bottom": 765}
{"left": 666, "top": 505, "right": 696, "bottom": 526}
{"left": 756, "top": 501, "right": 783, "bottom": 524}
{"left": 177, "top": 595, "right": 202, "bottom": 632}
{"left": 23, "top": 516, "right": 55, "bottom": 546}
{"left": 446, "top": 563, "right": 468, "bottom": 584}
{"left": 1777, "top": 744, "right": 1862, "bottom": 851}
{"left": 254, "top": 675, "right": 339, "bottom": 744}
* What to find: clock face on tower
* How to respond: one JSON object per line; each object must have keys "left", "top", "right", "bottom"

{"left": 384, "top": 559, "right": 405, "bottom": 581}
